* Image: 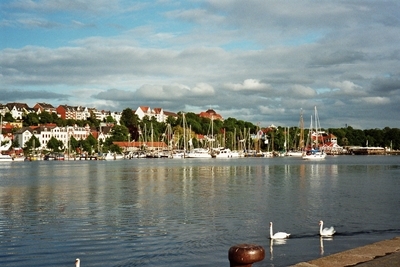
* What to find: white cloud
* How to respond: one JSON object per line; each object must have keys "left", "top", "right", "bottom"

{"left": 353, "top": 97, "right": 391, "bottom": 105}
{"left": 1, "top": 0, "right": 400, "bottom": 128}
{"left": 330, "top": 81, "right": 366, "bottom": 96}
{"left": 224, "top": 79, "right": 272, "bottom": 92}
{"left": 288, "top": 84, "right": 316, "bottom": 98}
{"left": 191, "top": 83, "right": 215, "bottom": 96}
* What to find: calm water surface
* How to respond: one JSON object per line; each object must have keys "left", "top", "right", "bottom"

{"left": 1, "top": 156, "right": 400, "bottom": 267}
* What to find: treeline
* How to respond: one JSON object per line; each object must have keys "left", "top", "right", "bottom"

{"left": 328, "top": 126, "right": 399, "bottom": 149}
{"left": 2, "top": 109, "right": 399, "bottom": 153}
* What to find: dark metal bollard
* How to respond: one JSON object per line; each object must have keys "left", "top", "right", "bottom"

{"left": 228, "top": 243, "right": 265, "bottom": 267}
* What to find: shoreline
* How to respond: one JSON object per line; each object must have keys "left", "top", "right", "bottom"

{"left": 291, "top": 236, "right": 400, "bottom": 267}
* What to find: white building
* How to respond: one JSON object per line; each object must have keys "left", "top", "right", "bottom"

{"left": 16, "top": 124, "right": 91, "bottom": 150}
{"left": 134, "top": 106, "right": 176, "bottom": 123}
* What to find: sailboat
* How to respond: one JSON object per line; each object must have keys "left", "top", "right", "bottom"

{"left": 302, "top": 106, "right": 326, "bottom": 160}
{"left": 287, "top": 109, "right": 305, "bottom": 157}
{"left": 186, "top": 115, "right": 212, "bottom": 158}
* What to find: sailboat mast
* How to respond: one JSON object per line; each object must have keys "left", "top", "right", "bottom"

{"left": 314, "top": 106, "right": 320, "bottom": 149}
{"left": 299, "top": 109, "right": 304, "bottom": 150}
{"left": 183, "top": 113, "right": 186, "bottom": 156}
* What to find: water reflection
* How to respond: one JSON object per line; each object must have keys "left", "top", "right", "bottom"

{"left": 320, "top": 237, "right": 334, "bottom": 256}
{"left": 1, "top": 157, "right": 400, "bottom": 267}
{"left": 269, "top": 238, "right": 287, "bottom": 260}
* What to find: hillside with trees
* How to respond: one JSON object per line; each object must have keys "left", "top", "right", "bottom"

{"left": 1, "top": 108, "right": 399, "bottom": 155}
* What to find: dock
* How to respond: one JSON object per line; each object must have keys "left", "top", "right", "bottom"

{"left": 348, "top": 146, "right": 400, "bottom": 155}
{"left": 291, "top": 236, "right": 400, "bottom": 267}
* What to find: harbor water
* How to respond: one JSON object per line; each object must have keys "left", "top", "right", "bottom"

{"left": 1, "top": 155, "right": 400, "bottom": 266}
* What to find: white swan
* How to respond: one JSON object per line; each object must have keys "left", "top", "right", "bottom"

{"left": 319, "top": 220, "right": 336, "bottom": 237}
{"left": 75, "top": 258, "right": 80, "bottom": 267}
{"left": 269, "top": 222, "right": 290, "bottom": 239}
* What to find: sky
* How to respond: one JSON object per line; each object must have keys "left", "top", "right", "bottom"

{"left": 1, "top": 0, "right": 400, "bottom": 129}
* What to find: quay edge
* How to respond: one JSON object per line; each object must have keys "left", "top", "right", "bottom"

{"left": 291, "top": 236, "right": 400, "bottom": 267}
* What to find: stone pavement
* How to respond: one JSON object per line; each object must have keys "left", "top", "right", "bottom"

{"left": 291, "top": 236, "right": 400, "bottom": 267}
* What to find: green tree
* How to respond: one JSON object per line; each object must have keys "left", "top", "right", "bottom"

{"left": 86, "top": 134, "right": 98, "bottom": 152}
{"left": 38, "top": 111, "right": 54, "bottom": 124}
{"left": 79, "top": 139, "right": 92, "bottom": 154}
{"left": 85, "top": 112, "right": 97, "bottom": 128}
{"left": 110, "top": 125, "right": 129, "bottom": 141}
{"left": 24, "top": 135, "right": 40, "bottom": 151}
{"left": 120, "top": 108, "right": 136, "bottom": 127}
{"left": 23, "top": 113, "right": 40, "bottom": 126}
{"left": 69, "top": 136, "right": 79, "bottom": 153}
{"left": 120, "top": 108, "right": 140, "bottom": 141}
{"left": 47, "top": 136, "right": 64, "bottom": 152}
{"left": 12, "top": 138, "right": 20, "bottom": 148}
{"left": 3, "top": 112, "right": 15, "bottom": 122}
{"left": 106, "top": 115, "right": 115, "bottom": 123}
{"left": 166, "top": 115, "right": 176, "bottom": 126}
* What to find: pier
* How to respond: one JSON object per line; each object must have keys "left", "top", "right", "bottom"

{"left": 230, "top": 237, "right": 400, "bottom": 266}
{"left": 291, "top": 236, "right": 400, "bottom": 267}
{"left": 347, "top": 146, "right": 400, "bottom": 155}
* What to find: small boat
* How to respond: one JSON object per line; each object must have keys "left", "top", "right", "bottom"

{"left": 287, "top": 151, "right": 304, "bottom": 157}
{"left": 185, "top": 148, "right": 212, "bottom": 158}
{"left": 104, "top": 151, "right": 125, "bottom": 160}
{"left": 213, "top": 147, "right": 240, "bottom": 158}
{"left": 0, "top": 154, "right": 14, "bottom": 161}
{"left": 44, "top": 153, "right": 65, "bottom": 160}
{"left": 302, "top": 149, "right": 326, "bottom": 160}
{"left": 170, "top": 150, "right": 186, "bottom": 159}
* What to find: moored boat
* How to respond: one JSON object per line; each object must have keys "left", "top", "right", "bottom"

{"left": 302, "top": 106, "right": 326, "bottom": 160}
{"left": 0, "top": 154, "right": 14, "bottom": 161}
{"left": 104, "top": 151, "right": 125, "bottom": 160}
{"left": 185, "top": 148, "right": 212, "bottom": 158}
{"left": 213, "top": 147, "right": 240, "bottom": 158}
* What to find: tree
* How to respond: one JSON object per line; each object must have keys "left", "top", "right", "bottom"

{"left": 120, "top": 108, "right": 140, "bottom": 141}
{"left": 86, "top": 134, "right": 98, "bottom": 152}
{"left": 166, "top": 115, "right": 176, "bottom": 126}
{"left": 38, "top": 111, "right": 54, "bottom": 124}
{"left": 69, "top": 136, "right": 79, "bottom": 153}
{"left": 12, "top": 138, "right": 20, "bottom": 148}
{"left": 120, "top": 108, "right": 136, "bottom": 127}
{"left": 85, "top": 111, "right": 98, "bottom": 128}
{"left": 106, "top": 115, "right": 115, "bottom": 123}
{"left": 110, "top": 125, "right": 129, "bottom": 141}
{"left": 23, "top": 113, "right": 40, "bottom": 126}
{"left": 47, "top": 137, "right": 64, "bottom": 152}
{"left": 3, "top": 112, "right": 15, "bottom": 122}
{"left": 24, "top": 135, "right": 40, "bottom": 152}
{"left": 79, "top": 139, "right": 93, "bottom": 154}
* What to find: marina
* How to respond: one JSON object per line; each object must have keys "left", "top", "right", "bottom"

{"left": 1, "top": 155, "right": 400, "bottom": 266}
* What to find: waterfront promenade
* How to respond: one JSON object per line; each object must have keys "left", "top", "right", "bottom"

{"left": 292, "top": 236, "right": 400, "bottom": 267}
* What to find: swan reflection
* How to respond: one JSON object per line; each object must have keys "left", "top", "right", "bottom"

{"left": 269, "top": 238, "right": 287, "bottom": 260}
{"left": 320, "top": 236, "right": 334, "bottom": 255}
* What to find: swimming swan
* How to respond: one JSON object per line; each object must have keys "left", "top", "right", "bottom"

{"left": 269, "top": 222, "right": 290, "bottom": 239}
{"left": 319, "top": 220, "right": 336, "bottom": 237}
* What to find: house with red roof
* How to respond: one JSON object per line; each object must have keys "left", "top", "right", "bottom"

{"left": 198, "top": 109, "right": 223, "bottom": 121}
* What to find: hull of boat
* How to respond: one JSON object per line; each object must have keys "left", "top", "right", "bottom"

{"left": 302, "top": 153, "right": 326, "bottom": 160}
{"left": 185, "top": 153, "right": 212, "bottom": 158}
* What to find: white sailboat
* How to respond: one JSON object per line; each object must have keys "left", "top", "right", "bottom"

{"left": 302, "top": 106, "right": 326, "bottom": 160}
{"left": 287, "top": 109, "right": 305, "bottom": 157}
{"left": 186, "top": 114, "right": 212, "bottom": 158}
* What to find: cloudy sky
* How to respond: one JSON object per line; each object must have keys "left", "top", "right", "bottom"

{"left": 1, "top": 0, "right": 400, "bottom": 129}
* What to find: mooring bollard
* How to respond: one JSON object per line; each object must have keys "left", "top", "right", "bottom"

{"left": 228, "top": 243, "right": 265, "bottom": 267}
